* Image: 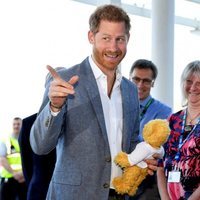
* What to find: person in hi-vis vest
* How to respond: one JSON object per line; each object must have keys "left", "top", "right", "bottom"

{"left": 0, "top": 117, "right": 27, "bottom": 200}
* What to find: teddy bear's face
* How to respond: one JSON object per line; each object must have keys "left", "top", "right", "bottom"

{"left": 142, "top": 119, "right": 170, "bottom": 148}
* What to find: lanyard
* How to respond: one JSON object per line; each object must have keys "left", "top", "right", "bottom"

{"left": 140, "top": 98, "right": 154, "bottom": 120}
{"left": 174, "top": 109, "right": 199, "bottom": 163}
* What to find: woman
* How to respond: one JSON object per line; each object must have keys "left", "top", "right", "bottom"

{"left": 157, "top": 60, "right": 200, "bottom": 200}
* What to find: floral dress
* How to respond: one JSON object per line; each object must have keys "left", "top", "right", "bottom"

{"left": 163, "top": 110, "right": 200, "bottom": 200}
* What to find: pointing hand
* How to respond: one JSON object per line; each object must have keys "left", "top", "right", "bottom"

{"left": 46, "top": 65, "right": 79, "bottom": 111}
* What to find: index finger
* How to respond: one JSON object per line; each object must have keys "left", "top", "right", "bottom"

{"left": 46, "top": 65, "right": 62, "bottom": 80}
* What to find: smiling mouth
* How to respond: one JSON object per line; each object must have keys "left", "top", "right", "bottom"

{"left": 105, "top": 53, "right": 119, "bottom": 58}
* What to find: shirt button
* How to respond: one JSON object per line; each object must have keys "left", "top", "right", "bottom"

{"left": 45, "top": 117, "right": 50, "bottom": 127}
{"left": 103, "top": 183, "right": 109, "bottom": 188}
{"left": 105, "top": 156, "right": 111, "bottom": 162}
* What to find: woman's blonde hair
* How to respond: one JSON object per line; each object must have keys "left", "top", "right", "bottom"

{"left": 180, "top": 60, "right": 200, "bottom": 106}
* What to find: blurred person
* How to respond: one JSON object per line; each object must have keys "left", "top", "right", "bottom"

{"left": 18, "top": 68, "right": 64, "bottom": 200}
{"left": 18, "top": 113, "right": 56, "bottom": 200}
{"left": 0, "top": 117, "right": 27, "bottom": 200}
{"left": 129, "top": 59, "right": 172, "bottom": 200}
{"left": 157, "top": 60, "right": 200, "bottom": 200}
{"left": 30, "top": 4, "right": 158, "bottom": 200}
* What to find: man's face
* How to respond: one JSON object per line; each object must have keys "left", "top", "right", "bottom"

{"left": 13, "top": 119, "right": 22, "bottom": 136}
{"left": 130, "top": 68, "right": 154, "bottom": 100}
{"left": 88, "top": 20, "right": 129, "bottom": 74}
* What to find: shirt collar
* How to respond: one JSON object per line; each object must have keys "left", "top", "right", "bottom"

{"left": 89, "top": 55, "right": 102, "bottom": 80}
{"left": 140, "top": 95, "right": 152, "bottom": 107}
{"left": 88, "top": 55, "right": 122, "bottom": 86}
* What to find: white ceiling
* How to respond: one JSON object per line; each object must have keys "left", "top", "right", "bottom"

{"left": 73, "top": 0, "right": 200, "bottom": 29}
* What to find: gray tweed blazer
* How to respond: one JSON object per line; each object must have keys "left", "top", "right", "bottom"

{"left": 30, "top": 57, "right": 139, "bottom": 200}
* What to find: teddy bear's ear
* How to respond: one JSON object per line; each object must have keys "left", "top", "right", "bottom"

{"left": 142, "top": 119, "right": 170, "bottom": 148}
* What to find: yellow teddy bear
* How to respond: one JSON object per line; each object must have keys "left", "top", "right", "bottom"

{"left": 112, "top": 119, "right": 170, "bottom": 196}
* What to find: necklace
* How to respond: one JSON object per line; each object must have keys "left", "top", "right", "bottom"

{"left": 184, "top": 125, "right": 192, "bottom": 131}
{"left": 187, "top": 110, "right": 200, "bottom": 125}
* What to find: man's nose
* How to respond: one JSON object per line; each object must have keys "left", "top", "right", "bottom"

{"left": 137, "top": 80, "right": 144, "bottom": 87}
{"left": 109, "top": 40, "right": 118, "bottom": 51}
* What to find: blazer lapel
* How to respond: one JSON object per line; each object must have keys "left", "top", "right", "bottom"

{"left": 121, "top": 79, "right": 131, "bottom": 152}
{"left": 79, "top": 58, "right": 109, "bottom": 145}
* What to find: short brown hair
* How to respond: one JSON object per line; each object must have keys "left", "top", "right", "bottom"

{"left": 130, "top": 59, "right": 158, "bottom": 80}
{"left": 13, "top": 117, "right": 22, "bottom": 121}
{"left": 89, "top": 4, "right": 131, "bottom": 34}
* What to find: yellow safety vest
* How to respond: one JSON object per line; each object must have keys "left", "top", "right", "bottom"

{"left": 0, "top": 137, "right": 22, "bottom": 178}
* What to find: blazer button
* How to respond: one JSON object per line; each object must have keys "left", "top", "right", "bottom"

{"left": 103, "top": 183, "right": 109, "bottom": 188}
{"left": 45, "top": 117, "right": 50, "bottom": 127}
{"left": 105, "top": 156, "right": 111, "bottom": 162}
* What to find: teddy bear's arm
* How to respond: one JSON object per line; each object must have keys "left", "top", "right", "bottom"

{"left": 128, "top": 142, "right": 154, "bottom": 166}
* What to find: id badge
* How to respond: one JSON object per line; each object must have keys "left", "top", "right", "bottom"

{"left": 168, "top": 171, "right": 181, "bottom": 183}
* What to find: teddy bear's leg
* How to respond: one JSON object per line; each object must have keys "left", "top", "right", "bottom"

{"left": 127, "top": 167, "right": 148, "bottom": 196}
{"left": 114, "top": 152, "right": 130, "bottom": 168}
{"left": 112, "top": 176, "right": 132, "bottom": 195}
{"left": 112, "top": 166, "right": 141, "bottom": 195}
{"left": 127, "top": 185, "right": 138, "bottom": 196}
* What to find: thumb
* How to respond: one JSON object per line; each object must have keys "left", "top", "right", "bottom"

{"left": 68, "top": 75, "right": 79, "bottom": 85}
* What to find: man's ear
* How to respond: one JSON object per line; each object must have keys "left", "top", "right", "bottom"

{"left": 88, "top": 31, "right": 95, "bottom": 44}
{"left": 151, "top": 81, "right": 155, "bottom": 87}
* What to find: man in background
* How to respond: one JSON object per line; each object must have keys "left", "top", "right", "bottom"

{"left": 0, "top": 117, "right": 27, "bottom": 200}
{"left": 18, "top": 113, "right": 56, "bottom": 200}
{"left": 18, "top": 68, "right": 63, "bottom": 200}
{"left": 129, "top": 59, "right": 172, "bottom": 200}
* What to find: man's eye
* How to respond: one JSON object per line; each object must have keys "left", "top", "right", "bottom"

{"left": 118, "top": 38, "right": 124, "bottom": 41}
{"left": 103, "top": 37, "right": 109, "bottom": 41}
{"left": 143, "top": 79, "right": 152, "bottom": 84}
{"left": 117, "top": 38, "right": 126, "bottom": 43}
{"left": 132, "top": 77, "right": 140, "bottom": 82}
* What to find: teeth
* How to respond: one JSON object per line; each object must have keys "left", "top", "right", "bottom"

{"left": 106, "top": 54, "right": 117, "bottom": 58}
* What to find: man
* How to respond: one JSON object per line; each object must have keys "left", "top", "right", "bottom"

{"left": 30, "top": 5, "right": 157, "bottom": 200}
{"left": 18, "top": 113, "right": 56, "bottom": 200}
{"left": 129, "top": 59, "right": 172, "bottom": 200}
{"left": 0, "top": 117, "right": 27, "bottom": 200}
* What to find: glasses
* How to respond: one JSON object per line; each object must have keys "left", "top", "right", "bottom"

{"left": 185, "top": 79, "right": 200, "bottom": 88}
{"left": 131, "top": 77, "right": 153, "bottom": 86}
